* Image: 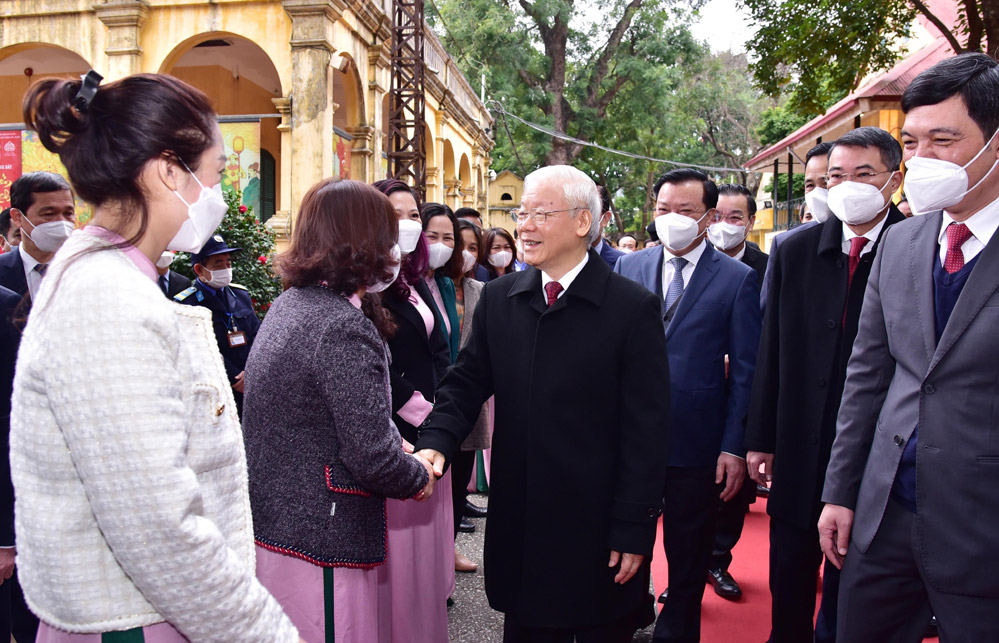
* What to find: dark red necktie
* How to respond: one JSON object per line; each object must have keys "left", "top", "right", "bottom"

{"left": 544, "top": 281, "right": 563, "bottom": 307}
{"left": 944, "top": 223, "right": 973, "bottom": 274}
{"left": 843, "top": 236, "right": 869, "bottom": 327}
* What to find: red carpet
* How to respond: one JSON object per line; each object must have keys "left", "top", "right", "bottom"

{"left": 649, "top": 498, "right": 939, "bottom": 642}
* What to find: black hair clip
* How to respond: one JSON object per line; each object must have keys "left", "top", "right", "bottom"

{"left": 73, "top": 70, "right": 104, "bottom": 113}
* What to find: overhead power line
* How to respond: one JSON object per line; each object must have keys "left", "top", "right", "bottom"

{"left": 487, "top": 100, "right": 758, "bottom": 175}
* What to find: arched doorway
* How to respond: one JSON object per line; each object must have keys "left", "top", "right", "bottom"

{"left": 160, "top": 34, "right": 282, "bottom": 221}
{"left": 442, "top": 139, "right": 456, "bottom": 209}
{"left": 0, "top": 44, "right": 93, "bottom": 220}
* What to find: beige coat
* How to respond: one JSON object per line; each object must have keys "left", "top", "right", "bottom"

{"left": 458, "top": 278, "right": 492, "bottom": 451}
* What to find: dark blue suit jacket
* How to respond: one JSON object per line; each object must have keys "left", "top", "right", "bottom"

{"left": 0, "top": 285, "right": 21, "bottom": 546}
{"left": 614, "top": 243, "right": 761, "bottom": 467}
{"left": 0, "top": 249, "right": 28, "bottom": 296}
{"left": 597, "top": 239, "right": 625, "bottom": 267}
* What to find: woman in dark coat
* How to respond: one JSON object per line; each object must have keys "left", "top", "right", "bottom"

{"left": 372, "top": 179, "right": 453, "bottom": 642}
{"left": 243, "top": 179, "right": 434, "bottom": 643}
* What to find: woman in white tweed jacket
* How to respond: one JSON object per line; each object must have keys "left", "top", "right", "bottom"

{"left": 10, "top": 74, "right": 300, "bottom": 641}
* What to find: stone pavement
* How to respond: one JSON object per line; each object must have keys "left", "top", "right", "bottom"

{"left": 447, "top": 493, "right": 655, "bottom": 642}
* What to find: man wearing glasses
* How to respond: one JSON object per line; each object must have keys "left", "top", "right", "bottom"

{"left": 414, "top": 165, "right": 671, "bottom": 642}
{"left": 745, "top": 126, "right": 906, "bottom": 643}
{"left": 614, "top": 168, "right": 761, "bottom": 643}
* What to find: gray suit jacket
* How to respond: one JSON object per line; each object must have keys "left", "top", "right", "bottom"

{"left": 822, "top": 210, "right": 999, "bottom": 598}
{"left": 458, "top": 278, "right": 491, "bottom": 451}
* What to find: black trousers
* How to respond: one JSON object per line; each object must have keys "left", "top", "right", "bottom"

{"left": 0, "top": 567, "right": 39, "bottom": 643}
{"left": 652, "top": 465, "right": 718, "bottom": 643}
{"left": 709, "top": 471, "right": 755, "bottom": 571}
{"left": 837, "top": 499, "right": 999, "bottom": 643}
{"left": 451, "top": 450, "right": 476, "bottom": 538}
{"left": 503, "top": 613, "right": 638, "bottom": 643}
{"left": 768, "top": 516, "right": 838, "bottom": 643}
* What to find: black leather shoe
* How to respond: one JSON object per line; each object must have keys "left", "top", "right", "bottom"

{"left": 756, "top": 483, "right": 770, "bottom": 498}
{"left": 458, "top": 518, "right": 476, "bottom": 533}
{"left": 707, "top": 568, "right": 742, "bottom": 600}
{"left": 924, "top": 616, "right": 938, "bottom": 638}
{"left": 463, "top": 500, "right": 488, "bottom": 518}
{"left": 657, "top": 588, "right": 668, "bottom": 604}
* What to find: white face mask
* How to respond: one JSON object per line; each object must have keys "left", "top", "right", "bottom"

{"left": 655, "top": 211, "right": 710, "bottom": 252}
{"left": 827, "top": 173, "right": 895, "bottom": 226}
{"left": 804, "top": 187, "right": 832, "bottom": 223}
{"left": 902, "top": 127, "right": 999, "bottom": 215}
{"left": 489, "top": 250, "right": 512, "bottom": 268}
{"left": 155, "top": 250, "right": 175, "bottom": 270}
{"left": 397, "top": 219, "right": 423, "bottom": 254}
{"left": 707, "top": 221, "right": 747, "bottom": 251}
{"left": 461, "top": 249, "right": 477, "bottom": 274}
{"left": 368, "top": 244, "right": 402, "bottom": 293}
{"left": 200, "top": 266, "right": 232, "bottom": 289}
{"left": 427, "top": 242, "right": 454, "bottom": 270}
{"left": 20, "top": 215, "right": 74, "bottom": 253}
{"left": 167, "top": 168, "right": 228, "bottom": 253}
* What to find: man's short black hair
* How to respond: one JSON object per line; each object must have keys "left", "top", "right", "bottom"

{"left": 805, "top": 141, "right": 834, "bottom": 165}
{"left": 598, "top": 185, "right": 612, "bottom": 214}
{"left": 10, "top": 172, "right": 72, "bottom": 214}
{"left": 902, "top": 52, "right": 999, "bottom": 141}
{"left": 454, "top": 207, "right": 481, "bottom": 221}
{"left": 653, "top": 168, "right": 718, "bottom": 210}
{"left": 0, "top": 208, "right": 10, "bottom": 238}
{"left": 717, "top": 184, "right": 757, "bottom": 217}
{"left": 828, "top": 127, "right": 902, "bottom": 172}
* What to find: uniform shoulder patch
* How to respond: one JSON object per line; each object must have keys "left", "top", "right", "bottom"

{"left": 173, "top": 286, "right": 198, "bottom": 302}
{"left": 229, "top": 283, "right": 248, "bottom": 291}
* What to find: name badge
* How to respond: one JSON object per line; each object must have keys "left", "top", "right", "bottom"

{"left": 227, "top": 331, "right": 247, "bottom": 348}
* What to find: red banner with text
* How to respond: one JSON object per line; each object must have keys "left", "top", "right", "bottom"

{"left": 0, "top": 131, "right": 22, "bottom": 210}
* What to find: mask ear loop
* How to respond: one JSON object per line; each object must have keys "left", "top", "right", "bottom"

{"left": 172, "top": 158, "right": 207, "bottom": 207}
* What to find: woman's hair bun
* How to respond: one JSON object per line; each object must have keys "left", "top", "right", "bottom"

{"left": 22, "top": 77, "right": 91, "bottom": 155}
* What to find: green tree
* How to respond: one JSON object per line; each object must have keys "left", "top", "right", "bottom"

{"left": 429, "top": 0, "right": 702, "bottom": 169}
{"left": 756, "top": 103, "right": 808, "bottom": 148}
{"left": 171, "top": 189, "right": 282, "bottom": 317}
{"left": 761, "top": 172, "right": 804, "bottom": 202}
{"left": 741, "top": 0, "right": 999, "bottom": 119}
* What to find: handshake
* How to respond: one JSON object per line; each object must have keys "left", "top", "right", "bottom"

{"left": 402, "top": 439, "right": 446, "bottom": 502}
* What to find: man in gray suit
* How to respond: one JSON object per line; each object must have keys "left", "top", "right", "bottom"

{"left": 819, "top": 52, "right": 999, "bottom": 642}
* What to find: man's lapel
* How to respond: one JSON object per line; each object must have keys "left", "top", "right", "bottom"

{"left": 665, "top": 244, "right": 719, "bottom": 340}
{"left": 507, "top": 267, "right": 547, "bottom": 315}
{"left": 929, "top": 213, "right": 999, "bottom": 374}
{"left": 909, "top": 213, "right": 940, "bottom": 368}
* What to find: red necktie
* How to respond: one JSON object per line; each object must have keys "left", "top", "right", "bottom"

{"left": 843, "top": 236, "right": 869, "bottom": 327}
{"left": 944, "top": 223, "right": 973, "bottom": 274}
{"left": 847, "top": 236, "right": 869, "bottom": 287}
{"left": 544, "top": 281, "right": 563, "bottom": 307}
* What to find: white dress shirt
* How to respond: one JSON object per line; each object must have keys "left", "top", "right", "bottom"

{"left": 841, "top": 213, "right": 889, "bottom": 257}
{"left": 732, "top": 243, "right": 747, "bottom": 262}
{"left": 662, "top": 239, "right": 707, "bottom": 297}
{"left": 541, "top": 250, "right": 589, "bottom": 300}
{"left": 19, "top": 243, "right": 43, "bottom": 299}
{"left": 939, "top": 195, "right": 999, "bottom": 264}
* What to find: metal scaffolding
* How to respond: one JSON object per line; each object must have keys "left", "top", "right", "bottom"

{"left": 388, "top": 0, "right": 427, "bottom": 198}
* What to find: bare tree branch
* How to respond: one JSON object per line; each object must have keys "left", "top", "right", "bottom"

{"left": 910, "top": 0, "right": 966, "bottom": 53}
{"left": 583, "top": 0, "right": 645, "bottom": 106}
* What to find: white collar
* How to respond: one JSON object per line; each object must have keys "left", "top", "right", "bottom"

{"left": 18, "top": 242, "right": 40, "bottom": 272}
{"left": 541, "top": 251, "right": 589, "bottom": 299}
{"left": 664, "top": 238, "right": 707, "bottom": 267}
{"left": 939, "top": 195, "right": 999, "bottom": 246}
{"left": 732, "top": 243, "right": 747, "bottom": 262}
{"left": 842, "top": 211, "right": 889, "bottom": 244}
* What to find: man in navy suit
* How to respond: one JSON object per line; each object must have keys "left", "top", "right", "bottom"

{"left": 615, "top": 168, "right": 761, "bottom": 642}
{"left": 594, "top": 185, "right": 625, "bottom": 267}
{"left": 0, "top": 172, "right": 75, "bottom": 301}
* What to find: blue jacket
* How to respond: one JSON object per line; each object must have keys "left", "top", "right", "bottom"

{"left": 0, "top": 285, "right": 21, "bottom": 546}
{"left": 0, "top": 248, "right": 28, "bottom": 296}
{"left": 614, "top": 243, "right": 761, "bottom": 467}
{"left": 597, "top": 239, "right": 625, "bottom": 267}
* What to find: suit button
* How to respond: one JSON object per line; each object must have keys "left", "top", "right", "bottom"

{"left": 647, "top": 507, "right": 657, "bottom": 518}
{"left": 893, "top": 435, "right": 904, "bottom": 446}
{"left": 835, "top": 259, "right": 844, "bottom": 269}
{"left": 817, "top": 377, "right": 826, "bottom": 387}
{"left": 827, "top": 320, "right": 837, "bottom": 329}
{"left": 923, "top": 383, "right": 935, "bottom": 394}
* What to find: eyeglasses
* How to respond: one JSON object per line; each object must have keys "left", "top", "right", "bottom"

{"left": 825, "top": 170, "right": 893, "bottom": 183}
{"left": 512, "top": 207, "right": 578, "bottom": 225}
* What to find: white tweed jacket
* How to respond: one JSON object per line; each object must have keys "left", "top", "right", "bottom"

{"left": 10, "top": 231, "right": 297, "bottom": 641}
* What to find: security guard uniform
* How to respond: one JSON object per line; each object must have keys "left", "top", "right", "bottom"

{"left": 174, "top": 235, "right": 260, "bottom": 413}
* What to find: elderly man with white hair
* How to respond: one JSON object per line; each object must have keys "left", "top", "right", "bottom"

{"left": 415, "top": 165, "right": 671, "bottom": 642}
